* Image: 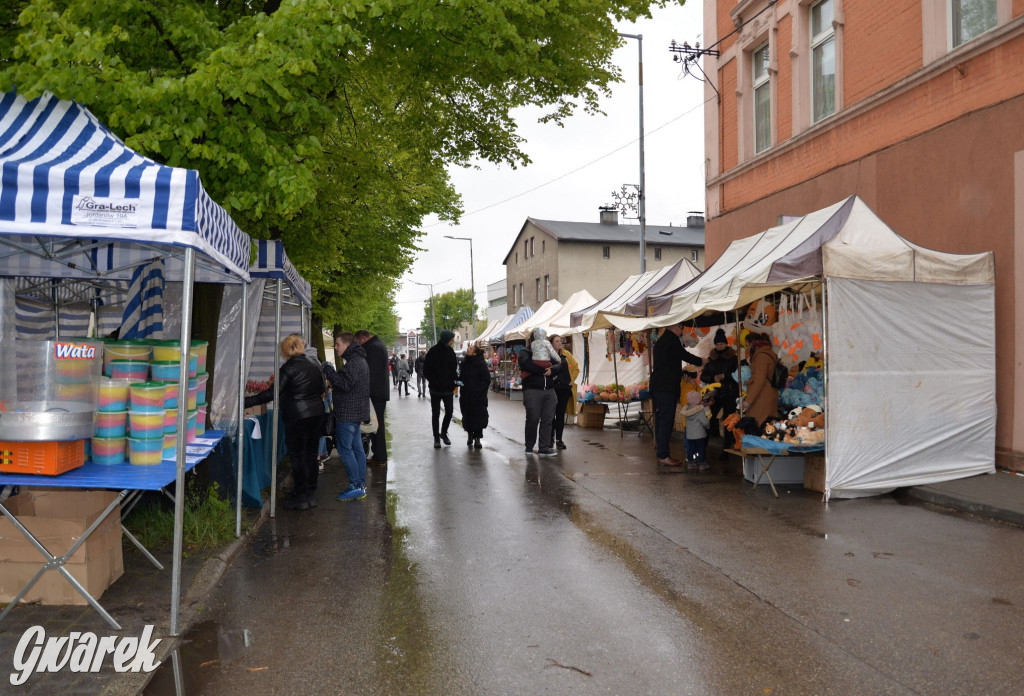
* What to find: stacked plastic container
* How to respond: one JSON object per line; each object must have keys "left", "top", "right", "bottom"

{"left": 150, "top": 339, "right": 209, "bottom": 455}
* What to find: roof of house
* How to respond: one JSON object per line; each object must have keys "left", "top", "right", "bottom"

{"left": 503, "top": 217, "right": 705, "bottom": 265}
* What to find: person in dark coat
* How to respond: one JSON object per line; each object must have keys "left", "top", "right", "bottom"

{"left": 413, "top": 351, "right": 427, "bottom": 397}
{"left": 424, "top": 330, "right": 458, "bottom": 448}
{"left": 355, "top": 330, "right": 390, "bottom": 465}
{"left": 245, "top": 334, "right": 326, "bottom": 510}
{"left": 649, "top": 323, "right": 704, "bottom": 467}
{"left": 324, "top": 332, "right": 371, "bottom": 501}
{"left": 701, "top": 327, "right": 740, "bottom": 458}
{"left": 519, "top": 329, "right": 562, "bottom": 456}
{"left": 458, "top": 340, "right": 490, "bottom": 449}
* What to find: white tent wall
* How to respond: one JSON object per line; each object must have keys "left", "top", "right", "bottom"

{"left": 583, "top": 330, "right": 649, "bottom": 388}
{"left": 825, "top": 278, "right": 996, "bottom": 497}
{"left": 0, "top": 280, "right": 14, "bottom": 398}
{"left": 246, "top": 292, "right": 304, "bottom": 382}
{"left": 210, "top": 280, "right": 265, "bottom": 436}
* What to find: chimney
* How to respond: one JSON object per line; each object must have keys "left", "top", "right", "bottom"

{"left": 599, "top": 206, "right": 619, "bottom": 225}
{"left": 686, "top": 211, "right": 705, "bottom": 228}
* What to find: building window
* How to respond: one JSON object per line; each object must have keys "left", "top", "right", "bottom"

{"left": 535, "top": 278, "right": 541, "bottom": 302}
{"left": 544, "top": 275, "right": 550, "bottom": 300}
{"left": 753, "top": 43, "right": 771, "bottom": 153}
{"left": 511, "top": 284, "right": 517, "bottom": 305}
{"left": 654, "top": 247, "right": 662, "bottom": 261}
{"left": 951, "top": 0, "right": 997, "bottom": 47}
{"left": 690, "top": 250, "right": 698, "bottom": 263}
{"left": 811, "top": 0, "right": 836, "bottom": 123}
{"left": 602, "top": 246, "right": 610, "bottom": 259}
{"left": 530, "top": 237, "right": 535, "bottom": 257}
{"left": 542, "top": 240, "right": 545, "bottom": 253}
{"left": 515, "top": 252, "right": 518, "bottom": 264}
{"left": 519, "top": 283, "right": 524, "bottom": 305}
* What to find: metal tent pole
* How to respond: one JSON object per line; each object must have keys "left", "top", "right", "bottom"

{"left": 610, "top": 330, "right": 624, "bottom": 437}
{"left": 170, "top": 248, "right": 195, "bottom": 636}
{"left": 236, "top": 284, "right": 247, "bottom": 537}
{"left": 269, "top": 279, "right": 283, "bottom": 517}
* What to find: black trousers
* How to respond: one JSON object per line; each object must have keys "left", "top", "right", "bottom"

{"left": 370, "top": 396, "right": 387, "bottom": 463}
{"left": 552, "top": 384, "right": 572, "bottom": 442}
{"left": 285, "top": 415, "right": 322, "bottom": 498}
{"left": 430, "top": 391, "right": 454, "bottom": 437}
{"left": 651, "top": 390, "right": 679, "bottom": 460}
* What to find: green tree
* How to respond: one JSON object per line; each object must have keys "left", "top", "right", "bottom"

{"left": 1, "top": 0, "right": 670, "bottom": 331}
{"left": 419, "top": 288, "right": 474, "bottom": 338}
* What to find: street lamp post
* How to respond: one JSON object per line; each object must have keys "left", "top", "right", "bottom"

{"left": 410, "top": 279, "right": 449, "bottom": 344}
{"left": 619, "top": 32, "right": 647, "bottom": 273}
{"left": 444, "top": 235, "right": 476, "bottom": 342}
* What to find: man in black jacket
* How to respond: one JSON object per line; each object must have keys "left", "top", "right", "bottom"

{"left": 423, "top": 330, "right": 458, "bottom": 448}
{"left": 649, "top": 323, "right": 704, "bottom": 466}
{"left": 413, "top": 351, "right": 426, "bottom": 397}
{"left": 355, "top": 330, "right": 390, "bottom": 465}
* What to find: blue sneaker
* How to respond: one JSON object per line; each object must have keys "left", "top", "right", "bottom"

{"left": 336, "top": 485, "right": 366, "bottom": 501}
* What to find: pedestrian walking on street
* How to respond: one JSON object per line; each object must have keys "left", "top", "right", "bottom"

{"left": 458, "top": 340, "right": 490, "bottom": 449}
{"left": 395, "top": 353, "right": 411, "bottom": 396}
{"left": 389, "top": 353, "right": 398, "bottom": 387}
{"left": 324, "top": 332, "right": 371, "bottom": 501}
{"left": 355, "top": 330, "right": 390, "bottom": 466}
{"left": 649, "top": 323, "right": 704, "bottom": 467}
{"left": 414, "top": 350, "right": 426, "bottom": 396}
{"left": 519, "top": 329, "right": 562, "bottom": 456}
{"left": 549, "top": 334, "right": 579, "bottom": 450}
{"left": 424, "top": 330, "right": 458, "bottom": 448}
{"left": 245, "top": 334, "right": 326, "bottom": 510}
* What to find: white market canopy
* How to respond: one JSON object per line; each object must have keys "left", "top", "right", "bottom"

{"left": 487, "top": 304, "right": 534, "bottom": 343}
{"left": 602, "top": 196, "right": 993, "bottom": 331}
{"left": 475, "top": 319, "right": 501, "bottom": 343}
{"left": 503, "top": 299, "right": 562, "bottom": 342}
{"left": 0, "top": 91, "right": 252, "bottom": 284}
{"left": 569, "top": 259, "right": 702, "bottom": 333}
{"left": 545, "top": 289, "right": 598, "bottom": 334}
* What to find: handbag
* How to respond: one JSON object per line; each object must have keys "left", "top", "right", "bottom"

{"left": 360, "top": 399, "right": 378, "bottom": 434}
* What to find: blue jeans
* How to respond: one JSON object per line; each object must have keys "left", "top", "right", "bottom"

{"left": 336, "top": 420, "right": 367, "bottom": 489}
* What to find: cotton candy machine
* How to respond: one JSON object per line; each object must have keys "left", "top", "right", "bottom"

{"left": 0, "top": 401, "right": 96, "bottom": 441}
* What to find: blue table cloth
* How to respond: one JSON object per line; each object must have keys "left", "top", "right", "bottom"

{"left": 740, "top": 435, "right": 824, "bottom": 456}
{"left": 239, "top": 411, "right": 286, "bottom": 508}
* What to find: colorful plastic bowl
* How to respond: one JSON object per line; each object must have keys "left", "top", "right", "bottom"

{"left": 194, "top": 374, "right": 208, "bottom": 405}
{"left": 187, "top": 379, "right": 198, "bottom": 411}
{"left": 94, "top": 410, "right": 128, "bottom": 438}
{"left": 128, "top": 436, "right": 163, "bottom": 466}
{"left": 98, "top": 377, "right": 131, "bottom": 412}
{"left": 163, "top": 433, "right": 177, "bottom": 460}
{"left": 197, "top": 406, "right": 207, "bottom": 436}
{"left": 149, "top": 360, "right": 182, "bottom": 381}
{"left": 129, "top": 381, "right": 166, "bottom": 412}
{"left": 91, "top": 435, "right": 127, "bottom": 465}
{"left": 163, "top": 406, "right": 179, "bottom": 434}
{"left": 128, "top": 410, "right": 164, "bottom": 438}
{"left": 111, "top": 359, "right": 150, "bottom": 381}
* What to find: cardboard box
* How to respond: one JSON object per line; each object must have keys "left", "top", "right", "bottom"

{"left": 244, "top": 403, "right": 267, "bottom": 417}
{"left": 743, "top": 456, "right": 806, "bottom": 485}
{"left": 803, "top": 454, "right": 826, "bottom": 493}
{"left": 0, "top": 490, "right": 123, "bottom": 605}
{"left": 578, "top": 402, "right": 607, "bottom": 428}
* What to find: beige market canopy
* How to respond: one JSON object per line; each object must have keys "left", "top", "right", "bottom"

{"left": 569, "top": 258, "right": 702, "bottom": 333}
{"left": 545, "top": 289, "right": 598, "bottom": 334}
{"left": 503, "top": 299, "right": 563, "bottom": 342}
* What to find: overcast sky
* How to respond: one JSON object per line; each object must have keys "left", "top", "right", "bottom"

{"left": 396, "top": 1, "right": 707, "bottom": 333}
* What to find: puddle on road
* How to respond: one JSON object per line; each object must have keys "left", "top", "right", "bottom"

{"left": 143, "top": 621, "right": 251, "bottom": 695}
{"left": 250, "top": 533, "right": 295, "bottom": 557}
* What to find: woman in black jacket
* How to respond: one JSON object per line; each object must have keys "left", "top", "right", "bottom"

{"left": 245, "top": 334, "right": 326, "bottom": 510}
{"left": 458, "top": 341, "right": 490, "bottom": 449}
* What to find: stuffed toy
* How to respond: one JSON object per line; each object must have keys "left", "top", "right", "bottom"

{"left": 784, "top": 426, "right": 825, "bottom": 445}
{"left": 722, "top": 412, "right": 743, "bottom": 449}
{"left": 790, "top": 405, "right": 824, "bottom": 430}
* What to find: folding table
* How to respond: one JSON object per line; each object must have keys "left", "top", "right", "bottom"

{"left": 726, "top": 436, "right": 824, "bottom": 498}
{"left": 0, "top": 431, "right": 225, "bottom": 630}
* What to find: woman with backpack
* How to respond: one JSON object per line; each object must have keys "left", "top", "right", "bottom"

{"left": 742, "top": 332, "right": 782, "bottom": 425}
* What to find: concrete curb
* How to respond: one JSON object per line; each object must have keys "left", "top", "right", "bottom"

{"left": 101, "top": 501, "right": 270, "bottom": 696}
{"left": 904, "top": 487, "right": 1024, "bottom": 528}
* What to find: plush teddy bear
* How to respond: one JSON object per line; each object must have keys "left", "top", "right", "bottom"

{"left": 790, "top": 405, "right": 824, "bottom": 430}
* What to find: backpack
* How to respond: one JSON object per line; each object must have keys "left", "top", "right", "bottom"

{"left": 770, "top": 361, "right": 789, "bottom": 390}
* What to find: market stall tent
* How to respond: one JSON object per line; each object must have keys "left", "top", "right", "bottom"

{"left": 503, "top": 298, "right": 563, "bottom": 342}
{"left": 0, "top": 90, "right": 252, "bottom": 633}
{"left": 544, "top": 289, "right": 598, "bottom": 335}
{"left": 602, "top": 196, "right": 995, "bottom": 499}
{"left": 488, "top": 304, "right": 534, "bottom": 343}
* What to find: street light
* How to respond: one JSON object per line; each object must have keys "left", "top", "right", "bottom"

{"left": 410, "top": 278, "right": 449, "bottom": 344}
{"left": 444, "top": 235, "right": 476, "bottom": 342}
{"left": 619, "top": 32, "right": 647, "bottom": 273}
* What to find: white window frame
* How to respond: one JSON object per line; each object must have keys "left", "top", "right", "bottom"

{"left": 602, "top": 245, "right": 610, "bottom": 259}
{"left": 690, "top": 249, "right": 698, "bottom": 263}
{"left": 810, "top": 0, "right": 836, "bottom": 124}
{"left": 752, "top": 42, "right": 772, "bottom": 154}
{"left": 535, "top": 278, "right": 541, "bottom": 303}
{"left": 544, "top": 275, "right": 550, "bottom": 300}
{"left": 948, "top": 0, "right": 998, "bottom": 48}
{"left": 654, "top": 247, "right": 662, "bottom": 261}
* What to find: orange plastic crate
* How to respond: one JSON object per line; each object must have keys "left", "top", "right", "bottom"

{"left": 0, "top": 440, "right": 86, "bottom": 476}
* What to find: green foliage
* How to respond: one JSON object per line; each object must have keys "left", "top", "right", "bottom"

{"left": 123, "top": 480, "right": 236, "bottom": 553}
{"left": 1, "top": 0, "right": 670, "bottom": 330}
{"left": 419, "top": 288, "right": 474, "bottom": 336}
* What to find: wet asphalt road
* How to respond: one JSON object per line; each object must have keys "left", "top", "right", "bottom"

{"left": 144, "top": 390, "right": 1024, "bottom": 695}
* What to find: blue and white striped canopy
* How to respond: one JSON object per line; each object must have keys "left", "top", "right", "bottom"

{"left": 0, "top": 90, "right": 251, "bottom": 283}
{"left": 250, "top": 240, "right": 312, "bottom": 307}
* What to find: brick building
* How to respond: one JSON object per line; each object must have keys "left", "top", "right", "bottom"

{"left": 503, "top": 209, "right": 705, "bottom": 313}
{"left": 702, "top": 0, "right": 1024, "bottom": 471}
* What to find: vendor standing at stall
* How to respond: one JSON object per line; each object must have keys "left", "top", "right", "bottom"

{"left": 649, "top": 324, "right": 704, "bottom": 467}
{"left": 701, "top": 328, "right": 739, "bottom": 458}
{"left": 742, "top": 332, "right": 781, "bottom": 425}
